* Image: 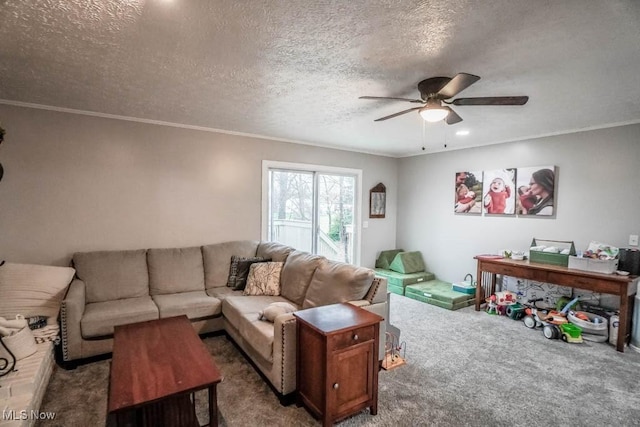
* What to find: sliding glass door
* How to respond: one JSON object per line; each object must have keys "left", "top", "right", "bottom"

{"left": 264, "top": 162, "right": 360, "bottom": 264}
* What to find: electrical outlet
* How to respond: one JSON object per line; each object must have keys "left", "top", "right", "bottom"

{"left": 630, "top": 234, "right": 639, "bottom": 246}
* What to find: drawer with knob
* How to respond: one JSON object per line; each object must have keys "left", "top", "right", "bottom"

{"left": 329, "top": 325, "right": 375, "bottom": 351}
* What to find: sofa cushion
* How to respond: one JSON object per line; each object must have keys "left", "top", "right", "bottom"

{"left": 202, "top": 241, "right": 259, "bottom": 289}
{"left": 81, "top": 296, "right": 159, "bottom": 338}
{"left": 152, "top": 291, "right": 221, "bottom": 319}
{"left": 206, "top": 286, "right": 243, "bottom": 300}
{"left": 0, "top": 263, "right": 75, "bottom": 320}
{"left": 303, "top": 260, "right": 375, "bottom": 309}
{"left": 241, "top": 318, "right": 275, "bottom": 362}
{"left": 243, "top": 262, "right": 283, "bottom": 296}
{"left": 74, "top": 249, "right": 149, "bottom": 304}
{"left": 280, "top": 251, "right": 325, "bottom": 306}
{"left": 148, "top": 247, "right": 205, "bottom": 295}
{"left": 223, "top": 295, "right": 297, "bottom": 362}
{"left": 222, "top": 295, "right": 296, "bottom": 332}
{"left": 256, "top": 241, "right": 293, "bottom": 263}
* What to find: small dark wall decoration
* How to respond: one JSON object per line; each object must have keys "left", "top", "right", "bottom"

{"left": 0, "top": 163, "right": 3, "bottom": 182}
{"left": 369, "top": 183, "right": 386, "bottom": 218}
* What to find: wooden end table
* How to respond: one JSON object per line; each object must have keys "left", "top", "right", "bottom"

{"left": 108, "top": 315, "right": 222, "bottom": 427}
{"left": 294, "top": 303, "right": 383, "bottom": 427}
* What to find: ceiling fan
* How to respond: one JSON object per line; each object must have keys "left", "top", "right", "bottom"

{"left": 360, "top": 73, "right": 528, "bottom": 124}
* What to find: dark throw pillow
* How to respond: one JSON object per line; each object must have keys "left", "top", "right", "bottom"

{"left": 227, "top": 255, "right": 242, "bottom": 287}
{"left": 231, "top": 257, "right": 271, "bottom": 291}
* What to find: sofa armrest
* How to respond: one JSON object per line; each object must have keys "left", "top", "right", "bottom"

{"left": 347, "top": 300, "right": 370, "bottom": 308}
{"left": 272, "top": 312, "right": 297, "bottom": 396}
{"left": 60, "top": 279, "right": 86, "bottom": 362}
{"left": 362, "top": 301, "right": 387, "bottom": 361}
{"left": 364, "top": 276, "right": 388, "bottom": 304}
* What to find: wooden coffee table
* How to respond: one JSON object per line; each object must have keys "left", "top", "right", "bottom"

{"left": 108, "top": 315, "right": 222, "bottom": 427}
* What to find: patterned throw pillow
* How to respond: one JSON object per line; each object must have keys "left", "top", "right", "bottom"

{"left": 227, "top": 256, "right": 267, "bottom": 288}
{"left": 243, "top": 262, "right": 284, "bottom": 296}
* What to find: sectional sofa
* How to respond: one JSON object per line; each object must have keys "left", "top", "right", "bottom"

{"left": 60, "top": 240, "right": 388, "bottom": 397}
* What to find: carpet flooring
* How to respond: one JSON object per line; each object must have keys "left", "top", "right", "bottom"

{"left": 37, "top": 293, "right": 640, "bottom": 426}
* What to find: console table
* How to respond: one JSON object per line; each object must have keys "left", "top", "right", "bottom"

{"left": 474, "top": 256, "right": 638, "bottom": 352}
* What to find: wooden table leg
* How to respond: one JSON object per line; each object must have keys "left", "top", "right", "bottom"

{"left": 617, "top": 291, "right": 633, "bottom": 353}
{"left": 490, "top": 273, "right": 497, "bottom": 297}
{"left": 208, "top": 385, "right": 218, "bottom": 427}
{"left": 475, "top": 262, "right": 483, "bottom": 311}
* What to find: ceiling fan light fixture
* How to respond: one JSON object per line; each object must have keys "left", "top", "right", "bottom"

{"left": 419, "top": 99, "right": 449, "bottom": 122}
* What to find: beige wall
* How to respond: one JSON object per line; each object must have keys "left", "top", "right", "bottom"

{"left": 0, "top": 104, "right": 397, "bottom": 267}
{"left": 397, "top": 124, "right": 640, "bottom": 282}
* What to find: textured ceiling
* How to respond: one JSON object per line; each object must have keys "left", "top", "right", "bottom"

{"left": 1, "top": 0, "right": 639, "bottom": 157}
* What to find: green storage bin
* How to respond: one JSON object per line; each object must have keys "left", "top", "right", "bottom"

{"left": 529, "top": 238, "right": 576, "bottom": 267}
{"left": 405, "top": 280, "right": 475, "bottom": 311}
{"left": 389, "top": 251, "right": 426, "bottom": 274}
{"left": 375, "top": 249, "right": 404, "bottom": 270}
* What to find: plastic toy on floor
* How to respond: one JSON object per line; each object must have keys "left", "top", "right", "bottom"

{"left": 494, "top": 291, "right": 517, "bottom": 306}
{"left": 559, "top": 323, "right": 584, "bottom": 343}
{"left": 382, "top": 331, "right": 406, "bottom": 370}
{"left": 486, "top": 295, "right": 498, "bottom": 315}
{"left": 486, "top": 291, "right": 518, "bottom": 316}
{"left": 522, "top": 298, "right": 570, "bottom": 340}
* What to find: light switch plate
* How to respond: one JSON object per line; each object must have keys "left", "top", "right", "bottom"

{"left": 630, "top": 234, "right": 639, "bottom": 246}
{"left": 362, "top": 221, "right": 369, "bottom": 229}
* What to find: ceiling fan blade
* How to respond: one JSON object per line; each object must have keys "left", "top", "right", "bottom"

{"left": 374, "top": 107, "right": 422, "bottom": 122}
{"left": 444, "top": 107, "right": 463, "bottom": 125}
{"left": 360, "top": 96, "right": 424, "bottom": 103}
{"left": 437, "top": 73, "right": 480, "bottom": 99}
{"left": 452, "top": 96, "right": 529, "bottom": 106}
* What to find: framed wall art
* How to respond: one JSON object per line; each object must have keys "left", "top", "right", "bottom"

{"left": 369, "top": 183, "right": 386, "bottom": 218}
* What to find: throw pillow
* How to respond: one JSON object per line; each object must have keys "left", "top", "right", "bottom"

{"left": 227, "top": 256, "right": 266, "bottom": 288}
{"left": 243, "top": 262, "right": 284, "bottom": 296}
{"left": 226, "top": 255, "right": 242, "bottom": 287}
{"left": 259, "top": 302, "right": 297, "bottom": 322}
{"left": 232, "top": 257, "right": 270, "bottom": 291}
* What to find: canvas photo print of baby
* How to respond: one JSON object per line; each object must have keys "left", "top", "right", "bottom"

{"left": 482, "top": 169, "right": 516, "bottom": 215}
{"left": 454, "top": 171, "right": 483, "bottom": 214}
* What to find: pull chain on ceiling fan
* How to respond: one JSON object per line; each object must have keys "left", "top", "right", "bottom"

{"left": 360, "top": 73, "right": 529, "bottom": 124}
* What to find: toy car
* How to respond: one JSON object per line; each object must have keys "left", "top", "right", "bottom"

{"left": 522, "top": 298, "right": 568, "bottom": 340}
{"left": 560, "top": 323, "right": 583, "bottom": 343}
